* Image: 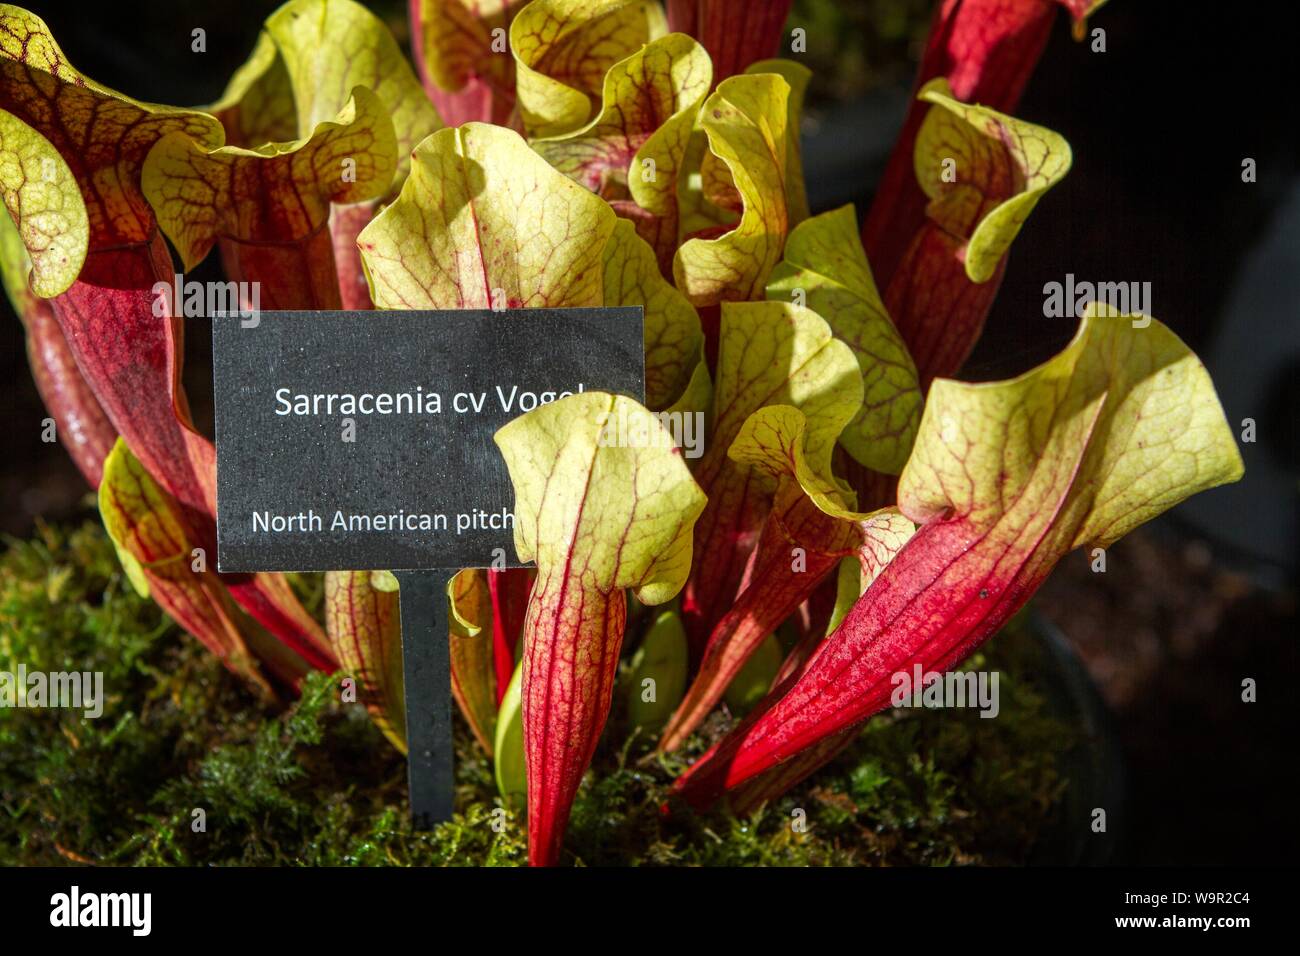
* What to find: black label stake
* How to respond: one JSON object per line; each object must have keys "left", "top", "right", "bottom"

{"left": 394, "top": 569, "right": 455, "bottom": 828}
{"left": 210, "top": 308, "right": 644, "bottom": 830}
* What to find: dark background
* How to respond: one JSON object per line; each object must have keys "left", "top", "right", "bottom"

{"left": 1, "top": 0, "right": 1295, "bottom": 864}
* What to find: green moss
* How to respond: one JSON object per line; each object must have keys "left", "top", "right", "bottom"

{"left": 0, "top": 521, "right": 1074, "bottom": 866}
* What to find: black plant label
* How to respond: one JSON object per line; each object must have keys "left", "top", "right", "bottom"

{"left": 212, "top": 308, "right": 644, "bottom": 573}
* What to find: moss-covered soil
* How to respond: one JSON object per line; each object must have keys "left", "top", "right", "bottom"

{"left": 1, "top": 519, "right": 1075, "bottom": 866}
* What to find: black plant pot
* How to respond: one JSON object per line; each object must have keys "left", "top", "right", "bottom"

{"left": 1027, "top": 613, "right": 1127, "bottom": 865}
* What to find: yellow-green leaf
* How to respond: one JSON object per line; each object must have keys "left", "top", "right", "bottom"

{"left": 325, "top": 569, "right": 406, "bottom": 752}
{"left": 0, "top": 193, "right": 32, "bottom": 311}
{"left": 766, "top": 205, "right": 922, "bottom": 474}
{"left": 673, "top": 73, "right": 797, "bottom": 306}
{"left": 913, "top": 77, "right": 1071, "bottom": 284}
{"left": 824, "top": 556, "right": 861, "bottom": 637}
{"left": 99, "top": 440, "right": 196, "bottom": 576}
{"left": 495, "top": 391, "right": 705, "bottom": 864}
{"left": 448, "top": 567, "right": 497, "bottom": 752}
{"left": 663, "top": 394, "right": 915, "bottom": 750}
{"left": 142, "top": 87, "right": 397, "bottom": 271}
{"left": 602, "top": 218, "right": 701, "bottom": 410}
{"left": 748, "top": 58, "right": 811, "bottom": 226}
{"left": 494, "top": 658, "right": 526, "bottom": 810}
{"left": 499, "top": 392, "right": 705, "bottom": 605}
{"left": 727, "top": 403, "right": 916, "bottom": 558}
{"left": 723, "top": 631, "right": 781, "bottom": 716}
{"left": 265, "top": 0, "right": 442, "bottom": 197}
{"left": 98, "top": 439, "right": 266, "bottom": 689}
{"left": 728, "top": 405, "right": 863, "bottom": 522}
{"left": 690, "top": 57, "right": 809, "bottom": 229}
{"left": 680, "top": 300, "right": 861, "bottom": 649}
{"left": 709, "top": 302, "right": 862, "bottom": 493}
{"left": 0, "top": 109, "right": 87, "bottom": 297}
{"left": 360, "top": 123, "right": 614, "bottom": 309}
{"left": 206, "top": 30, "right": 298, "bottom": 148}
{"left": 413, "top": 0, "right": 523, "bottom": 121}
{"left": 675, "top": 120, "right": 740, "bottom": 240}
{"left": 901, "top": 302, "right": 1245, "bottom": 549}
{"left": 532, "top": 32, "right": 711, "bottom": 270}
{"left": 822, "top": 503, "right": 919, "bottom": 638}
{"left": 664, "top": 346, "right": 713, "bottom": 419}
{"left": 0, "top": 5, "right": 224, "bottom": 250}
{"left": 626, "top": 608, "right": 689, "bottom": 732}
{"left": 510, "top": 0, "right": 667, "bottom": 138}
